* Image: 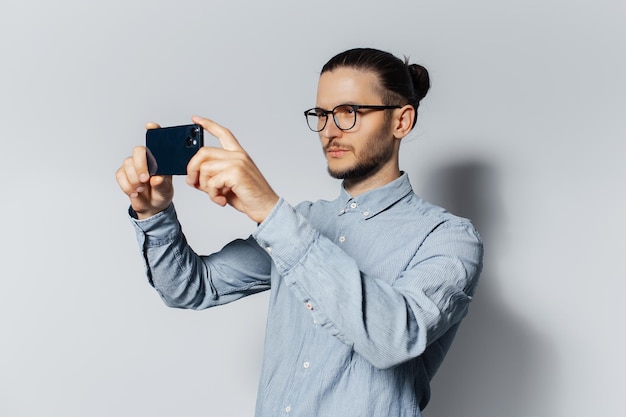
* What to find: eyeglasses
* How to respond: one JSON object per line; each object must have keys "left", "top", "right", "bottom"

{"left": 304, "top": 104, "right": 402, "bottom": 132}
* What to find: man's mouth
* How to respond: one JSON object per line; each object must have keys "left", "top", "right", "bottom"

{"left": 326, "top": 148, "right": 350, "bottom": 158}
{"left": 325, "top": 143, "right": 352, "bottom": 157}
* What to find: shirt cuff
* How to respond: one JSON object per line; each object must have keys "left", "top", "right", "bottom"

{"left": 252, "top": 198, "right": 318, "bottom": 275}
{"left": 128, "top": 203, "right": 181, "bottom": 248}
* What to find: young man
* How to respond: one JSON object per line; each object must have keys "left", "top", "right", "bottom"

{"left": 116, "top": 48, "right": 483, "bottom": 417}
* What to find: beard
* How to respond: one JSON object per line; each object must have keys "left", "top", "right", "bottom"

{"left": 327, "top": 145, "right": 394, "bottom": 180}
{"left": 326, "top": 121, "right": 396, "bottom": 181}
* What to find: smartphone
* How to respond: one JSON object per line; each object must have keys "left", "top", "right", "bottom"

{"left": 145, "top": 124, "right": 204, "bottom": 175}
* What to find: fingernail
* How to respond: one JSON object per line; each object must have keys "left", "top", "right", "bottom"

{"left": 136, "top": 186, "right": 145, "bottom": 193}
{"left": 130, "top": 192, "right": 138, "bottom": 198}
{"left": 139, "top": 173, "right": 149, "bottom": 182}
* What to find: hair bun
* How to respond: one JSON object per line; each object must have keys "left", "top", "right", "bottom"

{"left": 407, "top": 63, "right": 430, "bottom": 104}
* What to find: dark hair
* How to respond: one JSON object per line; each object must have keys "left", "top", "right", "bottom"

{"left": 321, "top": 48, "right": 430, "bottom": 129}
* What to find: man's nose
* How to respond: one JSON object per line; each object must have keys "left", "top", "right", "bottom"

{"left": 321, "top": 116, "right": 343, "bottom": 139}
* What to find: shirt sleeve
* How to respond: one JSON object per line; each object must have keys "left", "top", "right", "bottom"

{"left": 253, "top": 199, "right": 483, "bottom": 369}
{"left": 130, "top": 203, "right": 272, "bottom": 309}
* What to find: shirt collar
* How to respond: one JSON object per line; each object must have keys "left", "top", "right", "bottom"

{"left": 336, "top": 172, "right": 414, "bottom": 219}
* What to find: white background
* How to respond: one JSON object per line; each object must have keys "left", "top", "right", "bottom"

{"left": 1, "top": 1, "right": 624, "bottom": 416}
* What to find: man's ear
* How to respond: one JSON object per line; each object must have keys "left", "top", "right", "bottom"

{"left": 393, "top": 104, "right": 415, "bottom": 139}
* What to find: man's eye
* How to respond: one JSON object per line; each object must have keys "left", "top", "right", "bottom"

{"left": 336, "top": 105, "right": 355, "bottom": 115}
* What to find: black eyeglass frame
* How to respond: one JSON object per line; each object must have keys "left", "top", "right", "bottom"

{"left": 303, "top": 104, "right": 402, "bottom": 132}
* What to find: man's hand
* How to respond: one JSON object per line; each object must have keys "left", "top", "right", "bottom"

{"left": 115, "top": 122, "right": 174, "bottom": 220}
{"left": 186, "top": 116, "right": 279, "bottom": 224}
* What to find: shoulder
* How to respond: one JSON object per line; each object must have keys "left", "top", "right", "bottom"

{"left": 392, "top": 192, "right": 482, "bottom": 247}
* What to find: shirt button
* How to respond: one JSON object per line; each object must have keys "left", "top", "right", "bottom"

{"left": 285, "top": 406, "right": 292, "bottom": 413}
{"left": 305, "top": 302, "right": 314, "bottom": 310}
{"left": 363, "top": 211, "right": 369, "bottom": 216}
{"left": 303, "top": 361, "right": 310, "bottom": 369}
{"left": 265, "top": 246, "right": 272, "bottom": 254}
{"left": 338, "top": 236, "right": 346, "bottom": 243}
{"left": 350, "top": 202, "right": 358, "bottom": 209}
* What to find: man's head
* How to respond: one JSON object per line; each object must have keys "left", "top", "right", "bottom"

{"left": 308, "top": 48, "right": 430, "bottom": 185}
{"left": 321, "top": 48, "right": 430, "bottom": 130}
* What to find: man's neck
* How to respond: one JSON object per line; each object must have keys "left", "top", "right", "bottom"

{"left": 343, "top": 166, "right": 402, "bottom": 197}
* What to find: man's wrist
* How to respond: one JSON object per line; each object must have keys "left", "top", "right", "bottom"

{"left": 129, "top": 204, "right": 171, "bottom": 221}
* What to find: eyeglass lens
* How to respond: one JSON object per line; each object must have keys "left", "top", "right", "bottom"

{"left": 306, "top": 105, "right": 357, "bottom": 132}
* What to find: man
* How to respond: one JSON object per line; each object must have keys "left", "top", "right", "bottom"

{"left": 116, "top": 48, "right": 483, "bottom": 417}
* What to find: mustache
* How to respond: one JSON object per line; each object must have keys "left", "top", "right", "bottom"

{"left": 324, "top": 140, "right": 353, "bottom": 152}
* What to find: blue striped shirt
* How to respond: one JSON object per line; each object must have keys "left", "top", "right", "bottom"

{"left": 130, "top": 172, "right": 483, "bottom": 416}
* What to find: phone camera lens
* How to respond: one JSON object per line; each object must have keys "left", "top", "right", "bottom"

{"left": 186, "top": 137, "right": 193, "bottom": 147}
{"left": 190, "top": 127, "right": 198, "bottom": 138}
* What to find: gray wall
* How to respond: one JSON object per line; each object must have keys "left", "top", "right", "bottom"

{"left": 1, "top": 1, "right": 624, "bottom": 416}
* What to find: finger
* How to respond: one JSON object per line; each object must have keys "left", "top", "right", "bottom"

{"left": 116, "top": 165, "right": 141, "bottom": 198}
{"left": 186, "top": 150, "right": 203, "bottom": 187}
{"left": 187, "top": 151, "right": 232, "bottom": 176}
{"left": 186, "top": 146, "right": 240, "bottom": 174}
{"left": 186, "top": 147, "right": 217, "bottom": 187}
{"left": 145, "top": 122, "right": 161, "bottom": 130}
{"left": 122, "top": 157, "right": 142, "bottom": 189}
{"left": 186, "top": 169, "right": 200, "bottom": 189}
{"left": 192, "top": 115, "right": 243, "bottom": 151}
{"left": 150, "top": 174, "right": 172, "bottom": 190}
{"left": 115, "top": 166, "right": 131, "bottom": 193}
{"left": 132, "top": 146, "right": 150, "bottom": 183}
{"left": 186, "top": 149, "right": 234, "bottom": 189}
{"left": 203, "top": 174, "right": 230, "bottom": 207}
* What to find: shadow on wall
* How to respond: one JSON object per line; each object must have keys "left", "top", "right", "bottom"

{"left": 420, "top": 160, "right": 554, "bottom": 417}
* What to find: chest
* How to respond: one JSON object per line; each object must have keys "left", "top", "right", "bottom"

{"left": 306, "top": 206, "right": 432, "bottom": 284}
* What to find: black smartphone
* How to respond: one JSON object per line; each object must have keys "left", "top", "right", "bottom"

{"left": 145, "top": 124, "right": 204, "bottom": 175}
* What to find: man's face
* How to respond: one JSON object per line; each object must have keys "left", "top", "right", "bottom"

{"left": 316, "top": 67, "right": 397, "bottom": 181}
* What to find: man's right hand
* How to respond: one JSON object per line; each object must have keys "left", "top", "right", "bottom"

{"left": 115, "top": 122, "right": 174, "bottom": 220}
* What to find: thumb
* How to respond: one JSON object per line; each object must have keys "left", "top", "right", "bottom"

{"left": 149, "top": 174, "right": 172, "bottom": 189}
